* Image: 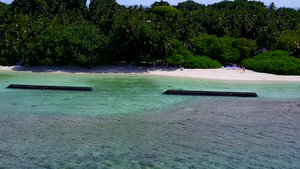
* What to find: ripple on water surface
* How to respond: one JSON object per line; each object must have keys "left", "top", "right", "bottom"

{"left": 0, "top": 71, "right": 299, "bottom": 168}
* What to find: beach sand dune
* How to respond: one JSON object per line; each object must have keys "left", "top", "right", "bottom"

{"left": 0, "top": 65, "right": 299, "bottom": 82}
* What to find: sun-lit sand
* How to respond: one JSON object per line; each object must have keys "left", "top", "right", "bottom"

{"left": 1, "top": 65, "right": 300, "bottom": 168}
{"left": 0, "top": 65, "right": 300, "bottom": 82}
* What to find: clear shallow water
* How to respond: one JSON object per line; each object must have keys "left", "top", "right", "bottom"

{"left": 0, "top": 71, "right": 300, "bottom": 168}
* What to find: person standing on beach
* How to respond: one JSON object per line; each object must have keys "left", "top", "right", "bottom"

{"left": 242, "top": 66, "right": 245, "bottom": 72}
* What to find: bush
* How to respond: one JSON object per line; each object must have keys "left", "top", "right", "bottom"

{"left": 165, "top": 39, "right": 192, "bottom": 65}
{"left": 22, "top": 24, "right": 109, "bottom": 66}
{"left": 191, "top": 34, "right": 240, "bottom": 64}
{"left": 242, "top": 50, "right": 300, "bottom": 75}
{"left": 184, "top": 55, "right": 222, "bottom": 69}
{"left": 191, "top": 34, "right": 259, "bottom": 64}
{"left": 274, "top": 33, "right": 300, "bottom": 58}
{"left": 0, "top": 58, "right": 9, "bottom": 66}
{"left": 166, "top": 54, "right": 185, "bottom": 65}
{"left": 165, "top": 39, "right": 222, "bottom": 68}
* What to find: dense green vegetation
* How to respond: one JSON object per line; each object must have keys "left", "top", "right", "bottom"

{"left": 23, "top": 24, "right": 109, "bottom": 66}
{"left": 0, "top": 0, "right": 300, "bottom": 74}
{"left": 242, "top": 50, "right": 300, "bottom": 75}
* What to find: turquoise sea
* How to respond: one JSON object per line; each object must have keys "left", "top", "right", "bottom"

{"left": 0, "top": 70, "right": 299, "bottom": 168}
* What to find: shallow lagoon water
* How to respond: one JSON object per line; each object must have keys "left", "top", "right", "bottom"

{"left": 0, "top": 71, "right": 300, "bottom": 168}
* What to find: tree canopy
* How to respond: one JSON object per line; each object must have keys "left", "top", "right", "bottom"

{"left": 0, "top": 0, "right": 300, "bottom": 74}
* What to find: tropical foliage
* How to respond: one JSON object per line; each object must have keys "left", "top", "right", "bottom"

{"left": 0, "top": 0, "right": 300, "bottom": 74}
{"left": 184, "top": 55, "right": 222, "bottom": 69}
{"left": 242, "top": 50, "right": 300, "bottom": 75}
{"left": 22, "top": 24, "right": 109, "bottom": 66}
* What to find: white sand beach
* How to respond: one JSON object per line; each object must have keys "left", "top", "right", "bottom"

{"left": 0, "top": 65, "right": 300, "bottom": 82}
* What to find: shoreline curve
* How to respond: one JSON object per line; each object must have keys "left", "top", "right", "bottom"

{"left": 0, "top": 65, "right": 300, "bottom": 82}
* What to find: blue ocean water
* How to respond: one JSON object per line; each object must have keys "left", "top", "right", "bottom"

{"left": 0, "top": 70, "right": 299, "bottom": 168}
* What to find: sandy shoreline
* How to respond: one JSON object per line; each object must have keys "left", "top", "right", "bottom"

{"left": 1, "top": 65, "right": 300, "bottom": 82}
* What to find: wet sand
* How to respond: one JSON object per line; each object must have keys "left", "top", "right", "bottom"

{"left": 1, "top": 65, "right": 300, "bottom": 82}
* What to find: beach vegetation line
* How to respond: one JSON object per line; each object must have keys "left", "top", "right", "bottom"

{"left": 0, "top": 0, "right": 299, "bottom": 74}
{"left": 242, "top": 50, "right": 300, "bottom": 75}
